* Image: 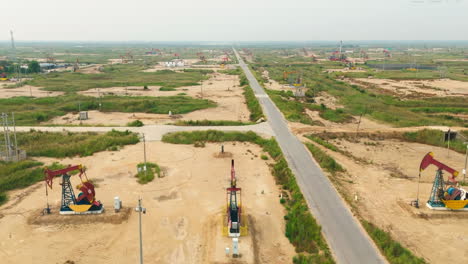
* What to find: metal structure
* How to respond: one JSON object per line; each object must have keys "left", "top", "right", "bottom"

{"left": 1, "top": 112, "right": 25, "bottom": 162}
{"left": 225, "top": 160, "right": 246, "bottom": 237}
{"left": 44, "top": 165, "right": 104, "bottom": 214}
{"left": 419, "top": 152, "right": 468, "bottom": 210}
{"left": 10, "top": 30, "right": 21, "bottom": 83}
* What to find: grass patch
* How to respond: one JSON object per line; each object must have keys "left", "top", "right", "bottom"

{"left": 402, "top": 129, "right": 468, "bottom": 154}
{"left": 17, "top": 129, "right": 139, "bottom": 158}
{"left": 159, "top": 87, "right": 176, "bottom": 91}
{"left": 0, "top": 160, "right": 66, "bottom": 206}
{"left": 305, "top": 135, "right": 339, "bottom": 152}
{"left": 0, "top": 94, "right": 216, "bottom": 125}
{"left": 135, "top": 162, "right": 161, "bottom": 184}
{"left": 243, "top": 85, "right": 264, "bottom": 122}
{"left": 266, "top": 90, "right": 318, "bottom": 125}
{"left": 26, "top": 64, "right": 210, "bottom": 92}
{"left": 362, "top": 220, "right": 426, "bottom": 264}
{"left": 305, "top": 143, "right": 344, "bottom": 175}
{"left": 174, "top": 120, "right": 253, "bottom": 126}
{"left": 127, "top": 120, "right": 144, "bottom": 127}
{"left": 162, "top": 130, "right": 334, "bottom": 263}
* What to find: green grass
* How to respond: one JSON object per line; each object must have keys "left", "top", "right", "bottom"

{"left": 362, "top": 220, "right": 426, "bottom": 264}
{"left": 254, "top": 63, "right": 467, "bottom": 127}
{"left": 266, "top": 90, "right": 318, "bottom": 125}
{"left": 26, "top": 65, "right": 210, "bottom": 92}
{"left": 17, "top": 130, "right": 139, "bottom": 157}
{"left": 305, "top": 143, "right": 344, "bottom": 175}
{"left": 0, "top": 94, "right": 216, "bottom": 125}
{"left": 127, "top": 120, "right": 144, "bottom": 127}
{"left": 402, "top": 129, "right": 468, "bottom": 154}
{"left": 0, "top": 160, "right": 66, "bottom": 206}
{"left": 243, "top": 85, "right": 265, "bottom": 122}
{"left": 173, "top": 120, "right": 253, "bottom": 126}
{"left": 161, "top": 130, "right": 334, "bottom": 263}
{"left": 135, "top": 162, "right": 161, "bottom": 184}
{"left": 305, "top": 135, "right": 339, "bottom": 152}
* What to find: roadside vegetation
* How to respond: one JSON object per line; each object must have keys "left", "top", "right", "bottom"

{"left": 127, "top": 120, "right": 144, "bottom": 127}
{"left": 162, "top": 130, "right": 334, "bottom": 263}
{"left": 0, "top": 94, "right": 216, "bottom": 125}
{"left": 135, "top": 162, "right": 161, "bottom": 184}
{"left": 17, "top": 130, "right": 139, "bottom": 157}
{"left": 239, "top": 72, "right": 265, "bottom": 122}
{"left": 305, "top": 143, "right": 344, "bottom": 175}
{"left": 362, "top": 221, "right": 426, "bottom": 264}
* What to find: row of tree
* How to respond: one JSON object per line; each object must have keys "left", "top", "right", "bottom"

{"left": 0, "top": 60, "right": 41, "bottom": 76}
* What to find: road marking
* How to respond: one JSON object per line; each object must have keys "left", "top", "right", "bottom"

{"left": 255, "top": 94, "right": 268, "bottom": 98}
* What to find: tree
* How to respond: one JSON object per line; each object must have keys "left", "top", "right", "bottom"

{"left": 28, "top": 61, "right": 41, "bottom": 73}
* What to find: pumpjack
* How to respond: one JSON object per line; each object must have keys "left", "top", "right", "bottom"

{"left": 44, "top": 165, "right": 104, "bottom": 215}
{"left": 419, "top": 152, "right": 468, "bottom": 210}
{"left": 226, "top": 160, "right": 242, "bottom": 237}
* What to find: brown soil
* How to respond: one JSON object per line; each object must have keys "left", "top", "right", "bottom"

{"left": 306, "top": 136, "right": 468, "bottom": 263}
{"left": 76, "top": 64, "right": 103, "bottom": 74}
{"left": 0, "top": 142, "right": 295, "bottom": 264}
{"left": 0, "top": 84, "right": 64, "bottom": 98}
{"left": 348, "top": 78, "right": 468, "bottom": 98}
{"left": 49, "top": 73, "right": 250, "bottom": 125}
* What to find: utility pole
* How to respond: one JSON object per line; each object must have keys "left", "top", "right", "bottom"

{"left": 135, "top": 197, "right": 146, "bottom": 264}
{"left": 464, "top": 143, "right": 468, "bottom": 183}
{"left": 142, "top": 133, "right": 147, "bottom": 178}
{"left": 11, "top": 112, "right": 18, "bottom": 161}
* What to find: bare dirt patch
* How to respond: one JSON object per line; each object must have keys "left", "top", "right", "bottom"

{"left": 77, "top": 64, "right": 104, "bottom": 74}
{"left": 0, "top": 141, "right": 295, "bottom": 264}
{"left": 348, "top": 78, "right": 468, "bottom": 98}
{"left": 317, "top": 137, "right": 468, "bottom": 263}
{"left": 0, "top": 84, "right": 64, "bottom": 98}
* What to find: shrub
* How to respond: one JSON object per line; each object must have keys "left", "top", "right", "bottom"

{"left": 261, "top": 154, "right": 269, "bottom": 160}
{"left": 135, "top": 162, "right": 161, "bottom": 184}
{"left": 127, "top": 120, "right": 144, "bottom": 127}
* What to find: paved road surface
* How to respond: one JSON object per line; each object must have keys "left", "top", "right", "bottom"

{"left": 15, "top": 122, "right": 274, "bottom": 141}
{"left": 234, "top": 49, "right": 386, "bottom": 264}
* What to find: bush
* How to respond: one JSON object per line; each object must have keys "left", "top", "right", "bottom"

{"left": 135, "top": 162, "right": 161, "bottom": 184}
{"left": 127, "top": 120, "right": 144, "bottom": 127}
{"left": 243, "top": 85, "right": 264, "bottom": 122}
{"left": 143, "top": 85, "right": 149, "bottom": 90}
{"left": 261, "top": 154, "right": 269, "bottom": 160}
{"left": 159, "top": 87, "right": 176, "bottom": 91}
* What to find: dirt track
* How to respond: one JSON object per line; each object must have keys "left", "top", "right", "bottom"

{"left": 0, "top": 142, "right": 295, "bottom": 264}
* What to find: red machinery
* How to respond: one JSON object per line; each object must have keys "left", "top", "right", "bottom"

{"left": 226, "top": 160, "right": 242, "bottom": 237}
{"left": 44, "top": 165, "right": 103, "bottom": 215}
{"left": 419, "top": 152, "right": 468, "bottom": 210}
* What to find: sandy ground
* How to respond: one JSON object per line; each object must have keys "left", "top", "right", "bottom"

{"left": 305, "top": 135, "right": 468, "bottom": 263}
{"left": 0, "top": 142, "right": 295, "bottom": 264}
{"left": 48, "top": 73, "right": 249, "bottom": 126}
{"left": 77, "top": 64, "right": 104, "bottom": 74}
{"left": 313, "top": 92, "right": 343, "bottom": 110}
{"left": 0, "top": 83, "right": 64, "bottom": 98}
{"left": 324, "top": 68, "right": 366, "bottom": 73}
{"left": 348, "top": 78, "right": 468, "bottom": 98}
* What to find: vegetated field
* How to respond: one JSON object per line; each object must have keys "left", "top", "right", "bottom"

{"left": 0, "top": 94, "right": 216, "bottom": 125}
{"left": 251, "top": 60, "right": 468, "bottom": 127}
{"left": 26, "top": 64, "right": 211, "bottom": 92}
{"left": 16, "top": 130, "right": 139, "bottom": 157}
{"left": 0, "top": 133, "right": 297, "bottom": 264}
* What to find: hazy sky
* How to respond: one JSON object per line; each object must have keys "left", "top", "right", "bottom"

{"left": 1, "top": 0, "right": 467, "bottom": 41}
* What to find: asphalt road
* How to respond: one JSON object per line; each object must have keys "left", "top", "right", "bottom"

{"left": 234, "top": 49, "right": 386, "bottom": 264}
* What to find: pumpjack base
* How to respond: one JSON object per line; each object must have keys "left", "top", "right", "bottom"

{"left": 59, "top": 205, "right": 105, "bottom": 215}
{"left": 426, "top": 202, "right": 468, "bottom": 211}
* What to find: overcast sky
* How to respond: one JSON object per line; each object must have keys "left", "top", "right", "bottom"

{"left": 1, "top": 0, "right": 467, "bottom": 41}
